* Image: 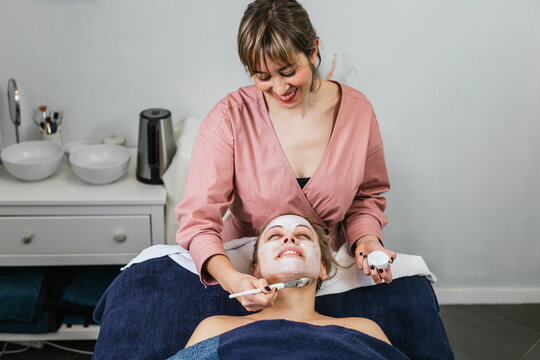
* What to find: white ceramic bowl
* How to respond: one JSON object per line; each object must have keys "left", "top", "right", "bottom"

{"left": 63, "top": 140, "right": 94, "bottom": 156}
{"left": 69, "top": 144, "right": 130, "bottom": 184}
{"left": 0, "top": 141, "right": 63, "bottom": 181}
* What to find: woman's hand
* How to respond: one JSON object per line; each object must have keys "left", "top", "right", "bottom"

{"left": 354, "top": 235, "right": 396, "bottom": 284}
{"left": 228, "top": 273, "right": 278, "bottom": 312}
{"left": 205, "top": 254, "right": 278, "bottom": 312}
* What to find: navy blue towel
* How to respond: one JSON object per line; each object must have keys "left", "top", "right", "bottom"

{"left": 170, "top": 319, "right": 410, "bottom": 359}
{"left": 62, "top": 267, "right": 120, "bottom": 307}
{"left": 0, "top": 267, "right": 46, "bottom": 323}
{"left": 0, "top": 312, "right": 62, "bottom": 334}
{"left": 0, "top": 266, "right": 120, "bottom": 333}
{"left": 93, "top": 257, "right": 454, "bottom": 360}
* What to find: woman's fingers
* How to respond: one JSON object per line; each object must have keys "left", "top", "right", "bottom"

{"left": 385, "top": 249, "right": 397, "bottom": 264}
{"left": 257, "top": 278, "right": 271, "bottom": 294}
{"left": 362, "top": 255, "right": 370, "bottom": 275}
{"left": 384, "top": 266, "right": 393, "bottom": 283}
{"left": 355, "top": 250, "right": 371, "bottom": 275}
{"left": 242, "top": 288, "right": 278, "bottom": 311}
{"left": 355, "top": 252, "right": 363, "bottom": 270}
{"left": 244, "top": 278, "right": 280, "bottom": 310}
{"left": 356, "top": 243, "right": 396, "bottom": 283}
{"left": 268, "top": 288, "right": 278, "bottom": 305}
{"left": 378, "top": 266, "right": 393, "bottom": 283}
{"left": 369, "top": 264, "right": 382, "bottom": 284}
{"left": 233, "top": 276, "right": 279, "bottom": 311}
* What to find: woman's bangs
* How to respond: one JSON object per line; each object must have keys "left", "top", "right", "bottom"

{"left": 251, "top": 33, "right": 298, "bottom": 74}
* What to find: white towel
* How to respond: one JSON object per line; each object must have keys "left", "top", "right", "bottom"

{"left": 121, "top": 239, "right": 436, "bottom": 297}
{"left": 317, "top": 245, "right": 436, "bottom": 296}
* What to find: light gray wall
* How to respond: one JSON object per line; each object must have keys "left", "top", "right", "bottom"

{"left": 1, "top": 0, "right": 539, "bottom": 301}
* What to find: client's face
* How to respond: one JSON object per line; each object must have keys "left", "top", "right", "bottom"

{"left": 256, "top": 215, "right": 323, "bottom": 283}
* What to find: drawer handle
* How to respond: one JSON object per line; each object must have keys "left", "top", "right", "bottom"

{"left": 22, "top": 231, "right": 34, "bottom": 244}
{"left": 113, "top": 232, "right": 127, "bottom": 243}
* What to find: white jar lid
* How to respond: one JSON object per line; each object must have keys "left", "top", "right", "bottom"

{"left": 102, "top": 134, "right": 126, "bottom": 146}
{"left": 367, "top": 251, "right": 389, "bottom": 269}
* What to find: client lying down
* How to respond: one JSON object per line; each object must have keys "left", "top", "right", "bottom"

{"left": 169, "top": 214, "right": 409, "bottom": 359}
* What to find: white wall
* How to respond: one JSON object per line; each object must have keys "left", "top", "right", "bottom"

{"left": 1, "top": 0, "right": 539, "bottom": 303}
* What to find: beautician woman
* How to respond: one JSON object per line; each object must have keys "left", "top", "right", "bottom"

{"left": 175, "top": 0, "right": 396, "bottom": 311}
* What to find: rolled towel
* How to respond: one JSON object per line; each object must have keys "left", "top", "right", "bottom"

{"left": 0, "top": 267, "right": 46, "bottom": 323}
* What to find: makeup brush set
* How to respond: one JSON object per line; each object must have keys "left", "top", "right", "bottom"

{"left": 32, "top": 105, "right": 65, "bottom": 135}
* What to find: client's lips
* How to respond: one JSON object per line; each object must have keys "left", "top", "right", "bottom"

{"left": 277, "top": 246, "right": 303, "bottom": 258}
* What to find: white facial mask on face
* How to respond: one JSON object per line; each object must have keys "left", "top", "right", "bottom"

{"left": 257, "top": 215, "right": 321, "bottom": 282}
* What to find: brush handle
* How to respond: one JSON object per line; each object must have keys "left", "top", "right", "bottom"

{"left": 228, "top": 282, "right": 285, "bottom": 299}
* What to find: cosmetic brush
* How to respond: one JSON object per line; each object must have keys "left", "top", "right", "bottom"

{"left": 58, "top": 109, "right": 65, "bottom": 125}
{"left": 39, "top": 105, "right": 47, "bottom": 121}
{"left": 229, "top": 277, "right": 311, "bottom": 299}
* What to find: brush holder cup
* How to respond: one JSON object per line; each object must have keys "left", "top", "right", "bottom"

{"left": 40, "top": 127, "right": 62, "bottom": 146}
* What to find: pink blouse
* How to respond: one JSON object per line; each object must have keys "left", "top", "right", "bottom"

{"left": 175, "top": 82, "right": 390, "bottom": 284}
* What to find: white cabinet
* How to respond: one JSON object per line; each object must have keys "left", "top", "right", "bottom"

{"left": 0, "top": 148, "right": 167, "bottom": 340}
{"left": 0, "top": 148, "right": 166, "bottom": 265}
{"left": 1, "top": 215, "right": 151, "bottom": 256}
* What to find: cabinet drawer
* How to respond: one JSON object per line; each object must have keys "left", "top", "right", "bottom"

{"left": 0, "top": 216, "right": 151, "bottom": 255}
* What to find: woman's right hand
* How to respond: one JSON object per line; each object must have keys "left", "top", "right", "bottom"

{"left": 205, "top": 254, "right": 278, "bottom": 312}
{"left": 227, "top": 273, "right": 278, "bottom": 312}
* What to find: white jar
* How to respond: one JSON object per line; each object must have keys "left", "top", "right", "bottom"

{"left": 102, "top": 134, "right": 126, "bottom": 146}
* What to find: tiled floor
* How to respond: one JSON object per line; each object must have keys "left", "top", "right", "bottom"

{"left": 1, "top": 304, "right": 539, "bottom": 359}
{"left": 440, "top": 304, "right": 540, "bottom": 360}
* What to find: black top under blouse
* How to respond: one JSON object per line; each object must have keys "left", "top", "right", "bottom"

{"left": 297, "top": 177, "right": 310, "bottom": 189}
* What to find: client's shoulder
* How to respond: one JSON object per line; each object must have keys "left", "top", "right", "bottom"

{"left": 318, "top": 317, "right": 391, "bottom": 345}
{"left": 343, "top": 317, "right": 391, "bottom": 345}
{"left": 185, "top": 315, "right": 253, "bottom": 348}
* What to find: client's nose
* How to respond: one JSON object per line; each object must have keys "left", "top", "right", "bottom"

{"left": 283, "top": 233, "right": 296, "bottom": 244}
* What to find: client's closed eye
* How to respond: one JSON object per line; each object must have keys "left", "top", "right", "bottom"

{"left": 294, "top": 232, "right": 312, "bottom": 241}
{"left": 266, "top": 232, "right": 283, "bottom": 241}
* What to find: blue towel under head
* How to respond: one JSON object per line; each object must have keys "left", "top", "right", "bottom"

{"left": 170, "top": 319, "right": 410, "bottom": 360}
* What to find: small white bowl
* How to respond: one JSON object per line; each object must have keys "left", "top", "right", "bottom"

{"left": 0, "top": 141, "right": 63, "bottom": 181}
{"left": 63, "top": 140, "right": 94, "bottom": 157}
{"left": 69, "top": 144, "right": 130, "bottom": 184}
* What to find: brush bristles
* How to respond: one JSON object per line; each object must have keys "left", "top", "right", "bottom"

{"left": 296, "top": 278, "right": 311, "bottom": 287}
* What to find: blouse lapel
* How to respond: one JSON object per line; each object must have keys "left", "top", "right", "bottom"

{"left": 256, "top": 82, "right": 345, "bottom": 226}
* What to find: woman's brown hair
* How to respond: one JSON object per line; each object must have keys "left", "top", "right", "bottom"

{"left": 237, "top": 0, "right": 321, "bottom": 92}
{"left": 252, "top": 214, "right": 340, "bottom": 289}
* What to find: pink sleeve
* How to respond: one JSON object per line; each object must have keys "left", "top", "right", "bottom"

{"left": 344, "top": 111, "right": 390, "bottom": 251}
{"left": 175, "top": 104, "right": 234, "bottom": 285}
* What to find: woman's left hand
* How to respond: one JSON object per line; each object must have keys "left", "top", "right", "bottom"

{"left": 354, "top": 235, "right": 396, "bottom": 284}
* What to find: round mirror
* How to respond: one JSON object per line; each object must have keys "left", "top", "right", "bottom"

{"left": 7, "top": 79, "right": 21, "bottom": 126}
{"left": 7, "top": 79, "right": 21, "bottom": 142}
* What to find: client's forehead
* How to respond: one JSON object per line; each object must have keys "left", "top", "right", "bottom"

{"left": 266, "top": 224, "right": 312, "bottom": 231}
{"left": 262, "top": 215, "right": 316, "bottom": 235}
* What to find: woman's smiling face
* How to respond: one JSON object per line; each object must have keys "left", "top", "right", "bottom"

{"left": 252, "top": 51, "right": 316, "bottom": 110}
{"left": 255, "top": 215, "right": 323, "bottom": 283}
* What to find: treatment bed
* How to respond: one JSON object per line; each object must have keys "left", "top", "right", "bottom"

{"left": 92, "top": 117, "right": 454, "bottom": 360}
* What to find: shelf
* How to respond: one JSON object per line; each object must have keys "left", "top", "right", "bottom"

{"left": 0, "top": 324, "right": 99, "bottom": 341}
